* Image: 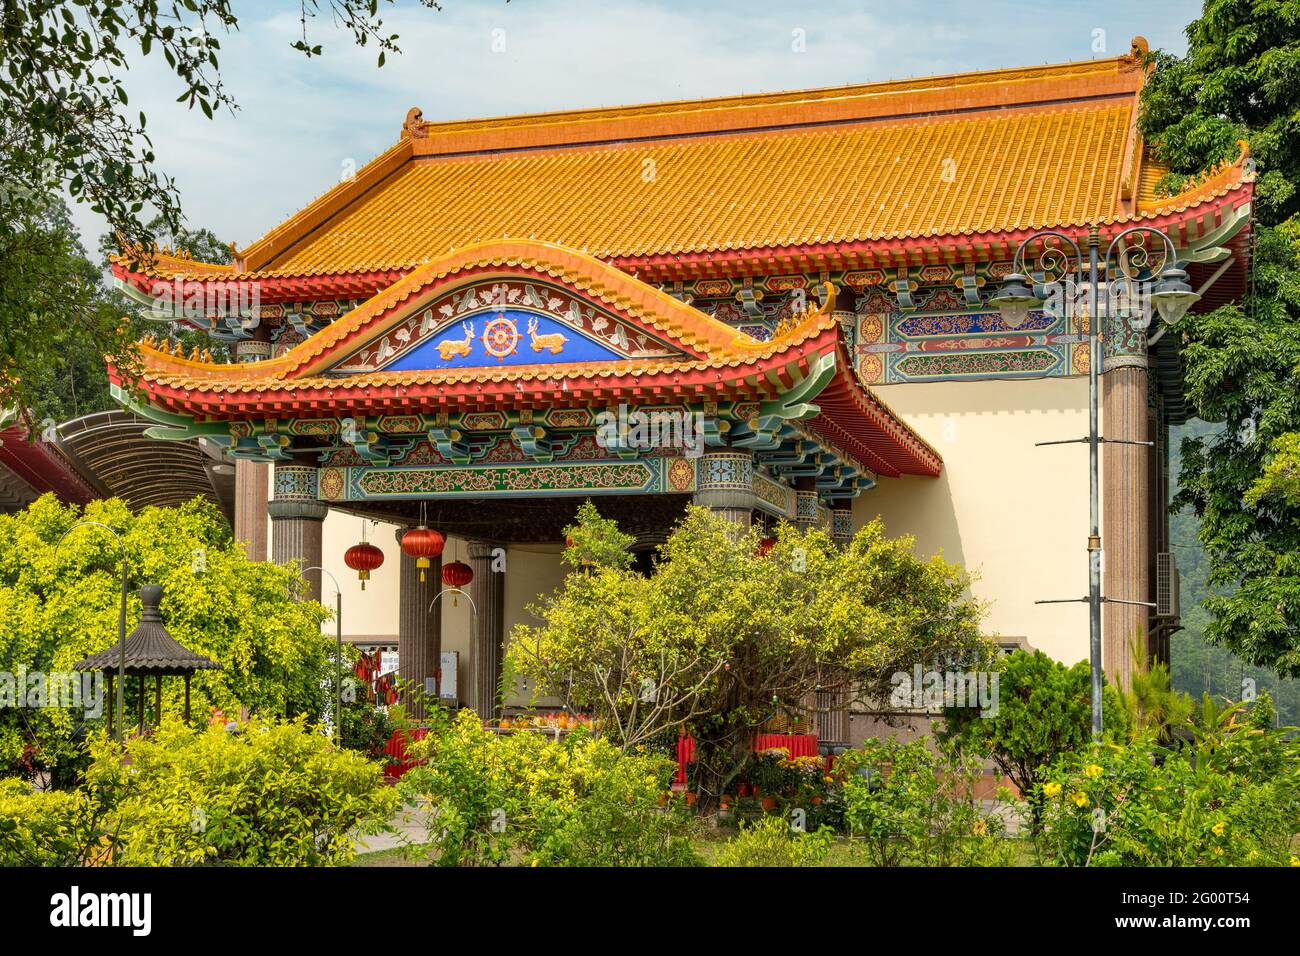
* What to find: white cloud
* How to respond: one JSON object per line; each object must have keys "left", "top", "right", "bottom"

{"left": 69, "top": 0, "right": 1199, "bottom": 255}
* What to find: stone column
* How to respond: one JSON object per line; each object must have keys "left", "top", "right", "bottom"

{"left": 829, "top": 499, "right": 854, "bottom": 547}
{"left": 1103, "top": 357, "right": 1151, "bottom": 687}
{"left": 234, "top": 460, "right": 269, "bottom": 561}
{"left": 232, "top": 338, "right": 272, "bottom": 562}
{"left": 396, "top": 528, "right": 442, "bottom": 713}
{"left": 694, "top": 447, "right": 755, "bottom": 527}
{"left": 468, "top": 540, "right": 505, "bottom": 720}
{"left": 794, "top": 477, "right": 819, "bottom": 532}
{"left": 268, "top": 464, "right": 327, "bottom": 603}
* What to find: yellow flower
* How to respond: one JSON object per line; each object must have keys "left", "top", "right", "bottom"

{"left": 1084, "top": 764, "right": 1103, "bottom": 779}
{"left": 1072, "top": 792, "right": 1089, "bottom": 808}
{"left": 822, "top": 775, "right": 833, "bottom": 783}
{"left": 1290, "top": 855, "right": 1299, "bottom": 867}
{"left": 973, "top": 819, "right": 987, "bottom": 836}
{"left": 1043, "top": 782, "right": 1062, "bottom": 798}
{"left": 1213, "top": 847, "right": 1224, "bottom": 857}
{"left": 1212, "top": 821, "right": 1226, "bottom": 837}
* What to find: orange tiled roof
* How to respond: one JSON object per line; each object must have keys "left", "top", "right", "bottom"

{"left": 265, "top": 104, "right": 1140, "bottom": 274}
{"left": 117, "top": 40, "right": 1252, "bottom": 290}
{"left": 132, "top": 41, "right": 1203, "bottom": 280}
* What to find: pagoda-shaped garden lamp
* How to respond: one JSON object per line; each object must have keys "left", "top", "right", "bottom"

{"left": 74, "top": 584, "right": 220, "bottom": 736}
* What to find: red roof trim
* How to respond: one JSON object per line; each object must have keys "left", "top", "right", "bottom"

{"left": 0, "top": 427, "right": 97, "bottom": 505}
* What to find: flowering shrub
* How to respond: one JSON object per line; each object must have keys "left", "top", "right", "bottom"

{"left": 940, "top": 649, "right": 1128, "bottom": 832}
{"left": 837, "top": 737, "right": 1017, "bottom": 866}
{"left": 0, "top": 717, "right": 398, "bottom": 866}
{"left": 713, "top": 815, "right": 833, "bottom": 867}
{"left": 399, "top": 710, "right": 700, "bottom": 867}
{"left": 1037, "top": 695, "right": 1300, "bottom": 866}
{"left": 0, "top": 778, "right": 101, "bottom": 865}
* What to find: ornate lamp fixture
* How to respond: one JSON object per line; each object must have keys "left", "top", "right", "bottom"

{"left": 987, "top": 224, "right": 1200, "bottom": 741}
{"left": 1147, "top": 264, "right": 1199, "bottom": 327}
{"left": 988, "top": 272, "right": 1041, "bottom": 328}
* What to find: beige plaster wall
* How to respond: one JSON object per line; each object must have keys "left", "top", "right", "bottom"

{"left": 316, "top": 512, "right": 402, "bottom": 641}
{"left": 860, "top": 376, "right": 1091, "bottom": 665}
{"left": 502, "top": 544, "right": 566, "bottom": 707}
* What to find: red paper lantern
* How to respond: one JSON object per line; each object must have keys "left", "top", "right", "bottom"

{"left": 441, "top": 560, "right": 473, "bottom": 590}
{"left": 756, "top": 537, "right": 777, "bottom": 557}
{"left": 344, "top": 541, "right": 385, "bottom": 589}
{"left": 401, "top": 526, "right": 445, "bottom": 581}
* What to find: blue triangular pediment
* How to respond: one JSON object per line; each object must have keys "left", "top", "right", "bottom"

{"left": 329, "top": 276, "right": 688, "bottom": 375}
{"left": 384, "top": 309, "right": 624, "bottom": 370}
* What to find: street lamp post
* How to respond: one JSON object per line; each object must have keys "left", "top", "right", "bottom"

{"left": 303, "top": 566, "right": 343, "bottom": 745}
{"left": 990, "top": 225, "right": 1199, "bottom": 738}
{"left": 57, "top": 522, "right": 128, "bottom": 740}
{"left": 429, "top": 588, "right": 476, "bottom": 711}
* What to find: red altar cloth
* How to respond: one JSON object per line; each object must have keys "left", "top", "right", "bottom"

{"left": 674, "top": 732, "right": 819, "bottom": 785}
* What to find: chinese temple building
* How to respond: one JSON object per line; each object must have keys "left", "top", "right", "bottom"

{"left": 108, "top": 38, "right": 1253, "bottom": 737}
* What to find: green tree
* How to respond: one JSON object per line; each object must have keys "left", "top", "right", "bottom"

{"left": 508, "top": 505, "right": 989, "bottom": 810}
{"left": 0, "top": 494, "right": 331, "bottom": 780}
{"left": 1139, "top": 0, "right": 1300, "bottom": 224}
{"left": 0, "top": 1, "right": 442, "bottom": 419}
{"left": 1169, "top": 225, "right": 1300, "bottom": 676}
{"left": 940, "top": 650, "right": 1127, "bottom": 832}
{"left": 0, "top": 193, "right": 124, "bottom": 425}
{"left": 1141, "top": 1, "right": 1300, "bottom": 676}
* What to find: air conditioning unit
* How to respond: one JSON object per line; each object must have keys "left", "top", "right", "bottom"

{"left": 1156, "top": 552, "right": 1180, "bottom": 620}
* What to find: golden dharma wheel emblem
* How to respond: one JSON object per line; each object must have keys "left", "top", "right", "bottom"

{"left": 481, "top": 312, "right": 521, "bottom": 362}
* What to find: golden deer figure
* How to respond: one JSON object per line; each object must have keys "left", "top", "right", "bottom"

{"left": 438, "top": 321, "right": 474, "bottom": 360}
{"left": 526, "top": 317, "right": 567, "bottom": 354}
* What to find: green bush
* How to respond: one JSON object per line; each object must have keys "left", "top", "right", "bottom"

{"left": 339, "top": 694, "right": 395, "bottom": 760}
{"left": 1037, "top": 693, "right": 1300, "bottom": 866}
{"left": 0, "top": 717, "right": 399, "bottom": 866}
{"left": 837, "top": 736, "right": 1018, "bottom": 866}
{"left": 0, "top": 495, "right": 332, "bottom": 779}
{"left": 713, "top": 815, "right": 833, "bottom": 867}
{"left": 399, "top": 710, "right": 699, "bottom": 867}
{"left": 0, "top": 778, "right": 102, "bottom": 865}
{"left": 940, "top": 649, "right": 1127, "bottom": 831}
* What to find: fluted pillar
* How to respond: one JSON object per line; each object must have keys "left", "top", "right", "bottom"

{"left": 234, "top": 460, "right": 269, "bottom": 561}
{"left": 468, "top": 540, "right": 505, "bottom": 719}
{"left": 1103, "top": 362, "right": 1151, "bottom": 687}
{"left": 396, "top": 528, "right": 441, "bottom": 714}
{"left": 268, "top": 464, "right": 327, "bottom": 603}
{"left": 232, "top": 338, "right": 271, "bottom": 562}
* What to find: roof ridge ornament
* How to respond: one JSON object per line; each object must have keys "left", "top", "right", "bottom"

{"left": 402, "top": 106, "right": 427, "bottom": 140}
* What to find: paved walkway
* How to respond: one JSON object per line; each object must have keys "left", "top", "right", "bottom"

{"left": 352, "top": 802, "right": 435, "bottom": 856}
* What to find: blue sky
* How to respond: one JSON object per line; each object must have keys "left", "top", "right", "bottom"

{"left": 72, "top": 0, "right": 1205, "bottom": 256}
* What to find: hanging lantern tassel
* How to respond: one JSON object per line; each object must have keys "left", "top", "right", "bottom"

{"left": 401, "top": 526, "right": 446, "bottom": 583}
{"left": 344, "top": 541, "right": 384, "bottom": 590}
